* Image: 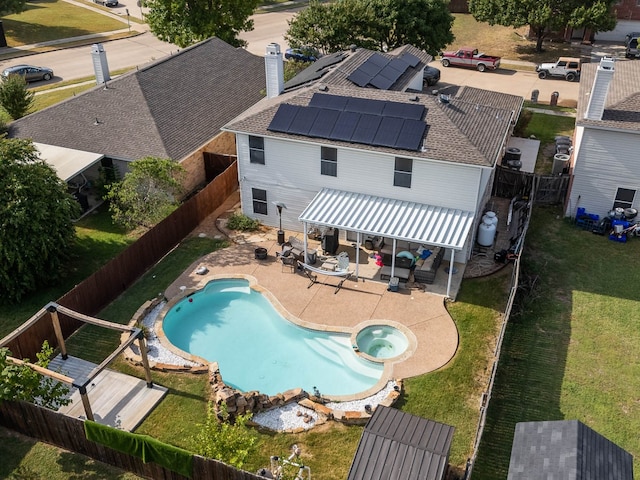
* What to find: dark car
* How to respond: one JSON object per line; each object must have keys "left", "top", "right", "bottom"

{"left": 94, "top": 0, "right": 119, "bottom": 6}
{"left": 2, "top": 64, "right": 54, "bottom": 82}
{"left": 423, "top": 65, "right": 441, "bottom": 86}
{"left": 284, "top": 47, "right": 320, "bottom": 63}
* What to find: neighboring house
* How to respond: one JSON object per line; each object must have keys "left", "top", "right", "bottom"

{"left": 564, "top": 58, "right": 640, "bottom": 219}
{"left": 9, "top": 37, "right": 266, "bottom": 195}
{"left": 223, "top": 44, "right": 523, "bottom": 295}
{"left": 347, "top": 406, "right": 455, "bottom": 480}
{"left": 507, "top": 420, "right": 634, "bottom": 479}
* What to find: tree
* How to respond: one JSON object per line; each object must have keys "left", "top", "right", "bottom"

{"left": 0, "top": 0, "right": 27, "bottom": 15}
{"left": 469, "top": 0, "right": 616, "bottom": 52}
{"left": 0, "top": 342, "right": 71, "bottom": 409}
{"left": 286, "top": 0, "right": 454, "bottom": 56}
{"left": 0, "top": 74, "right": 34, "bottom": 119}
{"left": 145, "top": 0, "right": 260, "bottom": 48}
{"left": 0, "top": 137, "right": 80, "bottom": 303}
{"left": 191, "top": 402, "right": 257, "bottom": 468}
{"left": 106, "top": 156, "right": 184, "bottom": 230}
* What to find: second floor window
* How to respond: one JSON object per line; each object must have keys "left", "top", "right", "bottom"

{"left": 394, "top": 157, "right": 412, "bottom": 188}
{"left": 321, "top": 147, "right": 337, "bottom": 176}
{"left": 249, "top": 136, "right": 265, "bottom": 164}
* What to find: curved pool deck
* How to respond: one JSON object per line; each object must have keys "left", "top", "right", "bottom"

{"left": 163, "top": 238, "right": 459, "bottom": 390}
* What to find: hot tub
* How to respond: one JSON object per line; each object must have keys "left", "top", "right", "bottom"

{"left": 355, "top": 325, "right": 408, "bottom": 359}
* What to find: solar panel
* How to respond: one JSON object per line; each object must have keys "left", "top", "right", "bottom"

{"left": 358, "top": 57, "right": 386, "bottom": 76}
{"left": 351, "top": 114, "right": 382, "bottom": 144}
{"left": 267, "top": 103, "right": 300, "bottom": 133}
{"left": 372, "top": 117, "right": 404, "bottom": 147}
{"left": 329, "top": 111, "right": 361, "bottom": 141}
{"left": 382, "top": 101, "right": 425, "bottom": 120}
{"left": 309, "top": 93, "right": 348, "bottom": 111}
{"left": 388, "top": 57, "right": 410, "bottom": 72}
{"left": 369, "top": 75, "right": 395, "bottom": 90}
{"left": 394, "top": 119, "right": 427, "bottom": 150}
{"left": 308, "top": 108, "right": 341, "bottom": 138}
{"left": 347, "top": 69, "right": 373, "bottom": 87}
{"left": 368, "top": 53, "right": 390, "bottom": 68}
{"left": 346, "top": 97, "right": 385, "bottom": 115}
{"left": 401, "top": 52, "right": 420, "bottom": 67}
{"left": 288, "top": 106, "right": 321, "bottom": 135}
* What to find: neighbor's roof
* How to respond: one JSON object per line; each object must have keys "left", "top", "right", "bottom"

{"left": 224, "top": 83, "right": 521, "bottom": 167}
{"left": 347, "top": 406, "right": 455, "bottom": 480}
{"left": 507, "top": 420, "right": 634, "bottom": 480}
{"left": 34, "top": 142, "right": 103, "bottom": 182}
{"left": 299, "top": 188, "right": 475, "bottom": 250}
{"left": 9, "top": 38, "right": 266, "bottom": 162}
{"left": 284, "top": 45, "right": 432, "bottom": 92}
{"left": 577, "top": 60, "right": 640, "bottom": 132}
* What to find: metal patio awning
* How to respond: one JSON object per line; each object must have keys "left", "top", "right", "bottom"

{"left": 298, "top": 188, "right": 475, "bottom": 250}
{"left": 34, "top": 142, "right": 104, "bottom": 182}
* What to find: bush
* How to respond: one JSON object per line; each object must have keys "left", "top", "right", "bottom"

{"left": 226, "top": 212, "right": 260, "bottom": 231}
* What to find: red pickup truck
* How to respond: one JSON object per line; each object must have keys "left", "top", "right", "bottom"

{"left": 440, "top": 47, "right": 501, "bottom": 72}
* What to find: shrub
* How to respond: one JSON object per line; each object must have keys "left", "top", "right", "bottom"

{"left": 226, "top": 212, "right": 260, "bottom": 231}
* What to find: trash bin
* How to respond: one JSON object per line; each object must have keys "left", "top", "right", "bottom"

{"left": 550, "top": 91, "right": 559, "bottom": 106}
{"left": 387, "top": 277, "right": 399, "bottom": 292}
{"left": 530, "top": 89, "right": 539, "bottom": 103}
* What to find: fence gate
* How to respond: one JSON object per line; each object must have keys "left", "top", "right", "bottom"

{"left": 493, "top": 167, "right": 570, "bottom": 205}
{"left": 534, "top": 175, "right": 570, "bottom": 205}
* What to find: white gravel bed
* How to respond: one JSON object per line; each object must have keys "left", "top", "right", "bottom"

{"left": 130, "top": 301, "right": 201, "bottom": 367}
{"left": 252, "top": 381, "right": 398, "bottom": 431}
{"left": 253, "top": 403, "right": 319, "bottom": 431}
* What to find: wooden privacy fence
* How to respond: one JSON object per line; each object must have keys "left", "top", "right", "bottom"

{"left": 2, "top": 162, "right": 238, "bottom": 360}
{"left": 493, "top": 166, "right": 570, "bottom": 205}
{"left": 0, "top": 400, "right": 263, "bottom": 479}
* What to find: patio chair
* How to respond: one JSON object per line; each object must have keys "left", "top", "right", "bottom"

{"left": 278, "top": 252, "right": 297, "bottom": 273}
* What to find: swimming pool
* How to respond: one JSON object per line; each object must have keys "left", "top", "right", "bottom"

{"left": 161, "top": 279, "right": 384, "bottom": 397}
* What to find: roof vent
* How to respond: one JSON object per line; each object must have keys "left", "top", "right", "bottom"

{"left": 409, "top": 95, "right": 419, "bottom": 102}
{"left": 439, "top": 94, "right": 450, "bottom": 104}
{"left": 93, "top": 117, "right": 100, "bottom": 126}
{"left": 318, "top": 84, "right": 328, "bottom": 92}
{"left": 349, "top": 44, "right": 357, "bottom": 52}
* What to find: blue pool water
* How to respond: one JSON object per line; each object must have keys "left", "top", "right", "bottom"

{"left": 162, "top": 279, "right": 383, "bottom": 396}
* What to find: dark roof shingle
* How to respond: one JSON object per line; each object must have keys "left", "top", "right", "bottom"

{"left": 10, "top": 38, "right": 266, "bottom": 161}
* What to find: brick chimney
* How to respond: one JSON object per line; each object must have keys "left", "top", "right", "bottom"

{"left": 265, "top": 43, "right": 284, "bottom": 99}
{"left": 585, "top": 57, "right": 615, "bottom": 120}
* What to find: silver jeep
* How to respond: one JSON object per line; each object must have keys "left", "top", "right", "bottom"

{"left": 536, "top": 57, "right": 581, "bottom": 82}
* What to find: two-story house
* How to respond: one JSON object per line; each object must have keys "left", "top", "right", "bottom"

{"left": 565, "top": 58, "right": 640, "bottom": 219}
{"left": 223, "top": 45, "right": 523, "bottom": 296}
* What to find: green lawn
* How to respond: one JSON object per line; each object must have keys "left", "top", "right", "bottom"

{"left": 3, "top": 0, "right": 126, "bottom": 47}
{"left": 472, "top": 207, "right": 640, "bottom": 479}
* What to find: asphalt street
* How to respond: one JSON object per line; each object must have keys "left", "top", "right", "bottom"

{"left": 3, "top": 4, "right": 617, "bottom": 103}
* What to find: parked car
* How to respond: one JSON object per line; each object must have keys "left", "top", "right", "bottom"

{"left": 284, "top": 47, "right": 320, "bottom": 63}
{"left": 536, "top": 57, "right": 581, "bottom": 82}
{"left": 625, "top": 33, "right": 640, "bottom": 58}
{"left": 1, "top": 64, "right": 54, "bottom": 82}
{"left": 423, "top": 65, "right": 441, "bottom": 86}
{"left": 440, "top": 47, "right": 501, "bottom": 72}
{"left": 94, "top": 0, "right": 118, "bottom": 6}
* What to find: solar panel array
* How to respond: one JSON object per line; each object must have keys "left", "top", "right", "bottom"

{"left": 347, "top": 52, "right": 421, "bottom": 89}
{"left": 267, "top": 93, "right": 427, "bottom": 151}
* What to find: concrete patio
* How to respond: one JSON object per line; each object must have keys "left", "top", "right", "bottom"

{"left": 162, "top": 198, "right": 461, "bottom": 385}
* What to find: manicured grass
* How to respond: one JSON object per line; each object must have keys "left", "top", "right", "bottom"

{"left": 3, "top": 0, "right": 126, "bottom": 47}
{"left": 472, "top": 206, "right": 640, "bottom": 479}
{"left": 33, "top": 83, "right": 98, "bottom": 111}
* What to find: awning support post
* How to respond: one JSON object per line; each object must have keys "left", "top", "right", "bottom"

{"left": 355, "top": 232, "right": 360, "bottom": 279}
{"left": 446, "top": 249, "right": 454, "bottom": 298}
{"left": 390, "top": 238, "right": 397, "bottom": 278}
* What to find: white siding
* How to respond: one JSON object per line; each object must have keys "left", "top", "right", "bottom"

{"left": 566, "top": 128, "right": 640, "bottom": 218}
{"left": 237, "top": 134, "right": 486, "bottom": 250}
